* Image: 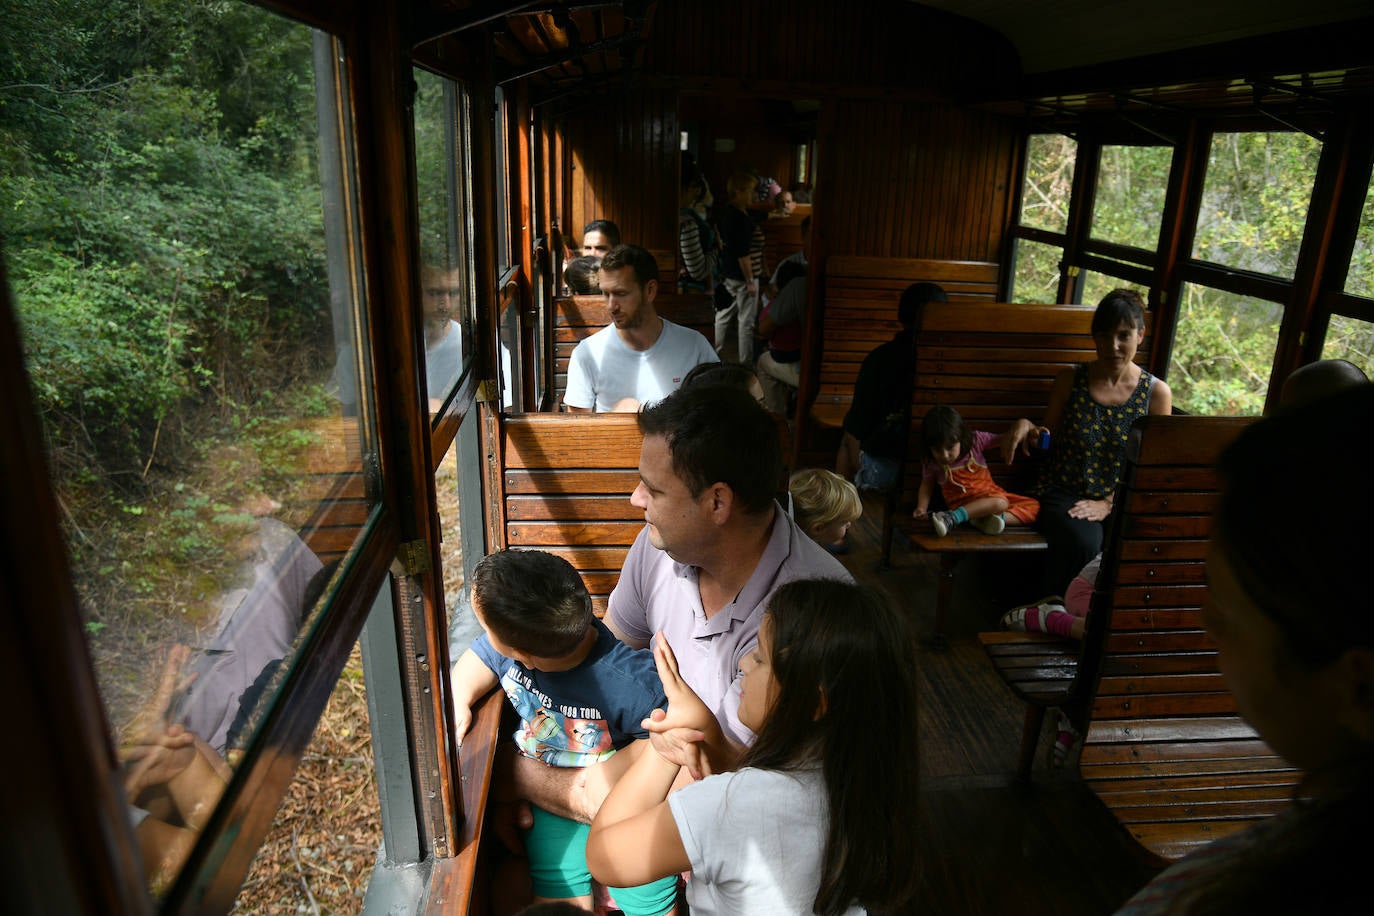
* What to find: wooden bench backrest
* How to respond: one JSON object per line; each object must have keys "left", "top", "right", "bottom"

{"left": 293, "top": 417, "right": 370, "bottom": 565}
{"left": 815, "top": 255, "right": 999, "bottom": 407}
{"left": 552, "top": 292, "right": 715, "bottom": 407}
{"left": 1076, "top": 415, "right": 1298, "bottom": 862}
{"left": 495, "top": 413, "right": 643, "bottom": 615}
{"left": 895, "top": 302, "right": 1151, "bottom": 509}
{"left": 759, "top": 212, "right": 807, "bottom": 276}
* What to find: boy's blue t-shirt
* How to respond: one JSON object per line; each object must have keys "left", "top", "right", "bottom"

{"left": 472, "top": 618, "right": 666, "bottom": 768}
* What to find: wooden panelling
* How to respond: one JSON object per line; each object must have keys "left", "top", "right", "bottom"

{"left": 563, "top": 89, "right": 679, "bottom": 279}
{"left": 821, "top": 102, "right": 1020, "bottom": 262}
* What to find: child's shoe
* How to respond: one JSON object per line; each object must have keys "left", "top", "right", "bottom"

{"left": 971, "top": 514, "right": 1005, "bottom": 535}
{"left": 1050, "top": 710, "right": 1081, "bottom": 768}
{"left": 930, "top": 509, "right": 958, "bottom": 537}
{"left": 1000, "top": 596, "right": 1065, "bottom": 631}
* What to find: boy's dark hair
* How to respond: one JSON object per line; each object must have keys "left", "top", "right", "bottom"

{"left": 565, "top": 255, "right": 601, "bottom": 294}
{"left": 638, "top": 384, "right": 781, "bottom": 514}
{"left": 918, "top": 405, "right": 974, "bottom": 464}
{"left": 471, "top": 550, "right": 592, "bottom": 658}
{"left": 1091, "top": 288, "right": 1146, "bottom": 335}
{"left": 742, "top": 579, "right": 920, "bottom": 915}
{"left": 897, "top": 282, "right": 949, "bottom": 330}
{"left": 600, "top": 244, "right": 659, "bottom": 289}
{"left": 582, "top": 219, "right": 620, "bottom": 246}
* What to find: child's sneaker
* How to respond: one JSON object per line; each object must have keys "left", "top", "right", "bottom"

{"left": 1050, "top": 710, "right": 1081, "bottom": 768}
{"left": 1000, "top": 596, "right": 1065, "bottom": 631}
{"left": 930, "top": 510, "right": 958, "bottom": 536}
{"left": 971, "top": 514, "right": 1005, "bottom": 535}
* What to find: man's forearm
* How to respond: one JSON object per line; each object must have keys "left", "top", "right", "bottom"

{"left": 511, "top": 752, "right": 599, "bottom": 824}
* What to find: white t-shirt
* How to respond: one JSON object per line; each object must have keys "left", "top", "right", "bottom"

{"left": 668, "top": 767, "right": 865, "bottom": 915}
{"left": 563, "top": 318, "right": 717, "bottom": 412}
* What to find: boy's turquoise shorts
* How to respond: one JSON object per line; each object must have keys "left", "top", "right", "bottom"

{"left": 524, "top": 805, "right": 678, "bottom": 914}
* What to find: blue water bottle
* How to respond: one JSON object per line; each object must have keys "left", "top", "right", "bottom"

{"left": 1038, "top": 429, "right": 1051, "bottom": 450}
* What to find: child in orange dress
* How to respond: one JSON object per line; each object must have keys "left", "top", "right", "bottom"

{"left": 913, "top": 404, "right": 1040, "bottom": 536}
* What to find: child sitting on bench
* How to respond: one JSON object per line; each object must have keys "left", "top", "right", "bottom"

{"left": 914, "top": 405, "right": 1040, "bottom": 537}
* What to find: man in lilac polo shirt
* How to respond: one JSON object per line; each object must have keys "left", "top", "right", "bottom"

{"left": 510, "top": 384, "right": 851, "bottom": 822}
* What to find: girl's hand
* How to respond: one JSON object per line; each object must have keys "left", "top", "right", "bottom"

{"left": 913, "top": 505, "right": 928, "bottom": 519}
{"left": 644, "top": 634, "right": 725, "bottom": 779}
{"left": 123, "top": 724, "right": 198, "bottom": 797}
{"left": 1068, "top": 498, "right": 1111, "bottom": 522}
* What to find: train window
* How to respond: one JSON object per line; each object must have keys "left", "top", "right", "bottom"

{"left": 1089, "top": 145, "right": 1173, "bottom": 252}
{"left": 1019, "top": 134, "right": 1077, "bottom": 234}
{"left": 1, "top": 5, "right": 377, "bottom": 898}
{"left": 1322, "top": 314, "right": 1374, "bottom": 377}
{"left": 1344, "top": 175, "right": 1374, "bottom": 300}
{"left": 494, "top": 86, "right": 514, "bottom": 269}
{"left": 1191, "top": 131, "right": 1321, "bottom": 279}
{"left": 1011, "top": 238, "right": 1064, "bottom": 303}
{"left": 414, "top": 70, "right": 477, "bottom": 416}
{"left": 1170, "top": 284, "right": 1282, "bottom": 415}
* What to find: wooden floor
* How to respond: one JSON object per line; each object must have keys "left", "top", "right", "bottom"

{"left": 841, "top": 494, "right": 1158, "bottom": 916}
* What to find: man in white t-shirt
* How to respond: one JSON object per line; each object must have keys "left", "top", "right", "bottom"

{"left": 563, "top": 244, "right": 717, "bottom": 413}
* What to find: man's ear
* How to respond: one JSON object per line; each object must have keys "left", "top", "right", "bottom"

{"left": 643, "top": 277, "right": 658, "bottom": 306}
{"left": 705, "top": 482, "right": 733, "bottom": 524}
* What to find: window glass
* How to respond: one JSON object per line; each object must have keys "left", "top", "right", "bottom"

{"left": 1191, "top": 131, "right": 1321, "bottom": 278}
{"left": 1011, "top": 238, "right": 1063, "bottom": 303}
{"left": 1345, "top": 173, "right": 1374, "bottom": 299}
{"left": 1090, "top": 145, "right": 1172, "bottom": 251}
{"left": 494, "top": 86, "right": 513, "bottom": 268}
{"left": 1322, "top": 314, "right": 1374, "bottom": 378}
{"left": 1079, "top": 266, "right": 1143, "bottom": 307}
{"left": 414, "top": 71, "right": 475, "bottom": 415}
{"left": 1170, "top": 284, "right": 1282, "bottom": 416}
{"left": 1018, "top": 134, "right": 1077, "bottom": 234}
{"left": 0, "top": 7, "right": 375, "bottom": 896}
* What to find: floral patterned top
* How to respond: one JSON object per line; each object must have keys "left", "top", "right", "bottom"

{"left": 1035, "top": 363, "right": 1154, "bottom": 500}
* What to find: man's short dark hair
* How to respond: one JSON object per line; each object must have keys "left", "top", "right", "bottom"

{"left": 601, "top": 244, "right": 659, "bottom": 288}
{"left": 897, "top": 282, "right": 949, "bottom": 330}
{"left": 776, "top": 259, "right": 807, "bottom": 290}
{"left": 583, "top": 219, "right": 621, "bottom": 246}
{"left": 638, "top": 385, "right": 781, "bottom": 515}
{"left": 471, "top": 550, "right": 592, "bottom": 658}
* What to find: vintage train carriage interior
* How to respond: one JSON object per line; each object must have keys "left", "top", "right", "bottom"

{"left": 2, "top": 0, "right": 1373, "bottom": 912}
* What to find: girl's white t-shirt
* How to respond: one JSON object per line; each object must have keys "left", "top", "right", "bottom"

{"left": 668, "top": 766, "right": 866, "bottom": 915}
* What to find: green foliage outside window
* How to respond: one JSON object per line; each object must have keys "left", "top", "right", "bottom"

{"left": 1012, "top": 238, "right": 1062, "bottom": 303}
{"left": 1090, "top": 145, "right": 1172, "bottom": 251}
{"left": 1019, "top": 133, "right": 1076, "bottom": 234}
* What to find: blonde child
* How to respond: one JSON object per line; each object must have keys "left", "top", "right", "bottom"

{"left": 586, "top": 579, "right": 920, "bottom": 915}
{"left": 789, "top": 468, "right": 862, "bottom": 552}
{"left": 914, "top": 404, "right": 1040, "bottom": 536}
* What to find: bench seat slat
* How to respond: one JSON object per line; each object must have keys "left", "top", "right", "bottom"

{"left": 505, "top": 495, "right": 641, "bottom": 521}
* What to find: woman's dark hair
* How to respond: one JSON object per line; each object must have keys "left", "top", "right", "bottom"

{"left": 638, "top": 384, "right": 781, "bottom": 514}
{"left": 918, "top": 404, "right": 973, "bottom": 464}
{"left": 897, "top": 282, "right": 949, "bottom": 330}
{"left": 740, "top": 580, "right": 920, "bottom": 915}
{"left": 564, "top": 255, "right": 601, "bottom": 294}
{"left": 1091, "top": 288, "right": 1146, "bottom": 335}
{"left": 1216, "top": 384, "right": 1374, "bottom": 669}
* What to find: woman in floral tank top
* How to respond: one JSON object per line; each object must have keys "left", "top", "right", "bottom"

{"left": 1003, "top": 290, "right": 1172, "bottom": 595}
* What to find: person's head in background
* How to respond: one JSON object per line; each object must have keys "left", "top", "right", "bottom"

{"left": 1278, "top": 358, "right": 1368, "bottom": 410}
{"left": 598, "top": 244, "right": 659, "bottom": 331}
{"left": 420, "top": 263, "right": 463, "bottom": 340}
{"left": 898, "top": 282, "right": 949, "bottom": 332}
{"left": 681, "top": 171, "right": 712, "bottom": 213}
{"left": 681, "top": 360, "right": 766, "bottom": 410}
{"left": 1211, "top": 384, "right": 1374, "bottom": 779}
{"left": 564, "top": 255, "right": 602, "bottom": 295}
{"left": 790, "top": 183, "right": 812, "bottom": 205}
{"left": 581, "top": 219, "right": 620, "bottom": 257}
{"left": 727, "top": 170, "right": 757, "bottom": 209}
{"left": 772, "top": 190, "right": 797, "bottom": 218}
{"left": 789, "top": 468, "right": 862, "bottom": 549}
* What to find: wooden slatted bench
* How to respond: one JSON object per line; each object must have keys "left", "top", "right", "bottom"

{"left": 806, "top": 255, "right": 1000, "bottom": 439}
{"left": 884, "top": 302, "right": 1151, "bottom": 638}
{"left": 980, "top": 416, "right": 1300, "bottom": 864}
{"left": 552, "top": 291, "right": 715, "bottom": 407}
{"left": 488, "top": 412, "right": 644, "bottom": 615}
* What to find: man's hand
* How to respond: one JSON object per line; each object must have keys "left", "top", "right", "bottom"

{"left": 123, "top": 724, "right": 198, "bottom": 798}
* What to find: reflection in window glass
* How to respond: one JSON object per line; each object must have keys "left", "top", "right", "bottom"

{"left": 0, "top": 8, "right": 373, "bottom": 895}
{"left": 414, "top": 71, "right": 475, "bottom": 414}
{"left": 1346, "top": 175, "right": 1374, "bottom": 299}
{"left": 1011, "top": 238, "right": 1063, "bottom": 303}
{"left": 1018, "top": 134, "right": 1077, "bottom": 234}
{"left": 1322, "top": 314, "right": 1374, "bottom": 378}
{"left": 1090, "top": 145, "right": 1172, "bottom": 250}
{"left": 1191, "top": 131, "right": 1320, "bottom": 278}
{"left": 1170, "top": 284, "right": 1282, "bottom": 416}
